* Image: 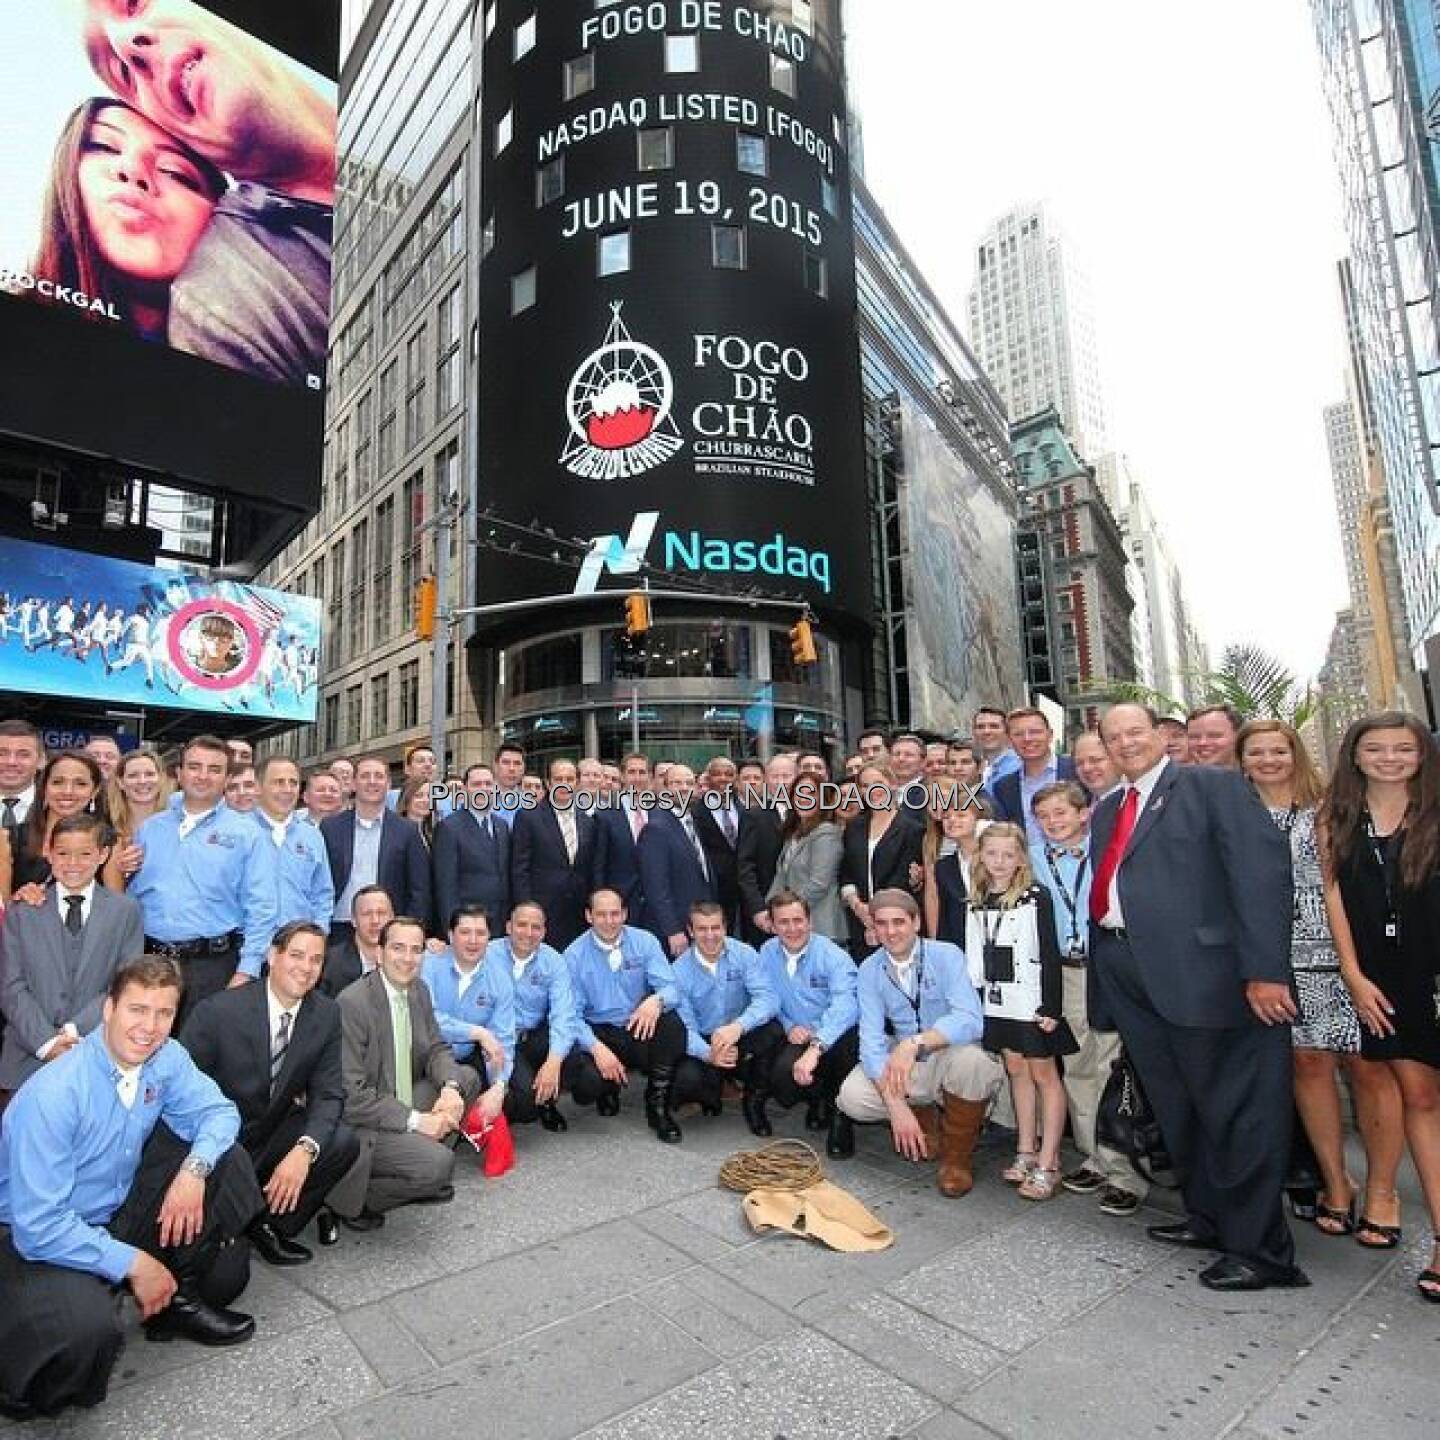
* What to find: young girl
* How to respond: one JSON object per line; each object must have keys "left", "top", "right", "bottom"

{"left": 965, "top": 822, "right": 1077, "bottom": 1201}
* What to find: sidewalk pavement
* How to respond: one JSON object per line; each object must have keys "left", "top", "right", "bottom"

{"left": 3, "top": 1104, "right": 1435, "bottom": 1440}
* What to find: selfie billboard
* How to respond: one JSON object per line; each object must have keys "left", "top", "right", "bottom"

{"left": 0, "top": 534, "right": 322, "bottom": 722}
{"left": 0, "top": 1, "right": 339, "bottom": 511}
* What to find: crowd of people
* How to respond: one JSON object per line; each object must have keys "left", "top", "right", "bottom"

{"left": 0, "top": 699, "right": 1437, "bottom": 1420}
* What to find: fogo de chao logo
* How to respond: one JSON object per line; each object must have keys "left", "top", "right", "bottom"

{"left": 561, "top": 303, "right": 684, "bottom": 480}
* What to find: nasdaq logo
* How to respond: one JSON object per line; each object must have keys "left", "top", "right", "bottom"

{"left": 574, "top": 511, "right": 660, "bottom": 595}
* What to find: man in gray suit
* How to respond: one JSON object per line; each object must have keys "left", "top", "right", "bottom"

{"left": 327, "top": 917, "right": 481, "bottom": 1230}
{"left": 1089, "top": 704, "right": 1301, "bottom": 1292}
{"left": 0, "top": 814, "right": 144, "bottom": 1096}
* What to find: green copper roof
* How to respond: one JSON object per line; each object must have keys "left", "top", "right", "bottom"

{"left": 1009, "top": 407, "right": 1088, "bottom": 487}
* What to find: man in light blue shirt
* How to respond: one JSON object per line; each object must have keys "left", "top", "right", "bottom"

{"left": 252, "top": 756, "right": 334, "bottom": 930}
{"left": 488, "top": 901, "right": 577, "bottom": 1132}
{"left": 671, "top": 902, "right": 782, "bottom": 1135}
{"left": 837, "top": 889, "right": 1001, "bottom": 1195}
{"left": 129, "top": 735, "right": 278, "bottom": 1017}
{"left": 0, "top": 957, "right": 264, "bottom": 1417}
{"left": 973, "top": 706, "right": 1020, "bottom": 791}
{"left": 563, "top": 888, "right": 687, "bottom": 1142}
{"left": 757, "top": 889, "right": 860, "bottom": 1157}
{"left": 421, "top": 906, "right": 513, "bottom": 1139}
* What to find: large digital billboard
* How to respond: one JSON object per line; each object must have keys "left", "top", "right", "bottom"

{"left": 0, "top": 535, "right": 321, "bottom": 722}
{"left": 0, "top": 0, "right": 338, "bottom": 510}
{"left": 478, "top": 0, "right": 871, "bottom": 623}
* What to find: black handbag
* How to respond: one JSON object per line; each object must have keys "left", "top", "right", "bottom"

{"left": 1096, "top": 1052, "right": 1180, "bottom": 1188}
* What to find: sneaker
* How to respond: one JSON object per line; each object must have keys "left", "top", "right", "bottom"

{"left": 1062, "top": 1166, "right": 1107, "bottom": 1195}
{"left": 1098, "top": 1186, "right": 1141, "bottom": 1217}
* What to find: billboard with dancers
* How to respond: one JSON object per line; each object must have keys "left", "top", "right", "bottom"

{"left": 0, "top": 534, "right": 320, "bottom": 722}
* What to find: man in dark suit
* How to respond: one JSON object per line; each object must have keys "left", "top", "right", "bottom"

{"left": 596, "top": 753, "right": 651, "bottom": 923}
{"left": 695, "top": 757, "right": 742, "bottom": 929}
{"left": 0, "top": 814, "right": 144, "bottom": 1095}
{"left": 887, "top": 734, "right": 933, "bottom": 818}
{"left": 432, "top": 763, "right": 511, "bottom": 931}
{"left": 511, "top": 758, "right": 602, "bottom": 951}
{"left": 327, "top": 917, "right": 481, "bottom": 1227}
{"left": 638, "top": 766, "right": 719, "bottom": 957}
{"left": 319, "top": 886, "right": 392, "bottom": 998}
{"left": 1088, "top": 703, "right": 1301, "bottom": 1291}
{"left": 181, "top": 922, "right": 361, "bottom": 1264}
{"left": 320, "top": 755, "right": 431, "bottom": 935}
{"left": 736, "top": 752, "right": 796, "bottom": 947}
{"left": 989, "top": 709, "right": 1080, "bottom": 844}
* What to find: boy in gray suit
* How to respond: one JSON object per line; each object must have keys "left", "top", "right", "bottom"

{"left": 0, "top": 814, "right": 144, "bottom": 1096}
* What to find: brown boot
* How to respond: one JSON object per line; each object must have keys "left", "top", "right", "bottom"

{"left": 937, "top": 1095, "right": 988, "bottom": 1197}
{"left": 911, "top": 1104, "right": 940, "bottom": 1161}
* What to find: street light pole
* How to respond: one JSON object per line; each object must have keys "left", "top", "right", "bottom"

{"left": 423, "top": 497, "right": 460, "bottom": 772}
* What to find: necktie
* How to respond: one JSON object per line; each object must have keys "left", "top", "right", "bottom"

{"left": 1, "top": 796, "right": 18, "bottom": 847}
{"left": 1089, "top": 788, "right": 1141, "bottom": 924}
{"left": 64, "top": 895, "right": 84, "bottom": 935}
{"left": 559, "top": 810, "right": 578, "bottom": 863}
{"left": 270, "top": 1011, "right": 292, "bottom": 1091}
{"left": 682, "top": 815, "right": 709, "bottom": 879}
{"left": 629, "top": 806, "right": 645, "bottom": 841}
{"left": 391, "top": 992, "right": 413, "bottom": 1106}
{"left": 720, "top": 807, "right": 736, "bottom": 845}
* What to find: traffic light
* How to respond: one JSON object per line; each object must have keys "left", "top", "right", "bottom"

{"left": 624, "top": 591, "right": 651, "bottom": 639}
{"left": 790, "top": 617, "right": 818, "bottom": 666}
{"left": 416, "top": 575, "right": 438, "bottom": 640}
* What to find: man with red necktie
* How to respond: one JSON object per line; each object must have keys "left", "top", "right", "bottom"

{"left": 1088, "top": 704, "right": 1302, "bottom": 1292}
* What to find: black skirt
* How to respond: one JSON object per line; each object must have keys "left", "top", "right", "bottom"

{"left": 984, "top": 1015, "right": 1078, "bottom": 1059}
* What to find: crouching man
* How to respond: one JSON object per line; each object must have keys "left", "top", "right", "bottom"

{"left": 0, "top": 958, "right": 263, "bottom": 1419}
{"left": 837, "top": 890, "right": 1002, "bottom": 1196}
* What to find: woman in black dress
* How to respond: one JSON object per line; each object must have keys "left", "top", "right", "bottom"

{"left": 1322, "top": 712, "right": 1440, "bottom": 1303}
{"left": 839, "top": 763, "right": 924, "bottom": 959}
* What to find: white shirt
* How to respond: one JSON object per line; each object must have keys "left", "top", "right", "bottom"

{"left": 115, "top": 1062, "right": 141, "bottom": 1110}
{"left": 601, "top": 941, "right": 625, "bottom": 973}
{"left": 782, "top": 947, "right": 805, "bottom": 979}
{"left": 260, "top": 809, "right": 290, "bottom": 847}
{"left": 177, "top": 805, "right": 218, "bottom": 840}
{"left": 1, "top": 783, "right": 35, "bottom": 825}
{"left": 887, "top": 945, "right": 921, "bottom": 1000}
{"left": 511, "top": 948, "right": 535, "bottom": 982}
{"left": 695, "top": 949, "right": 722, "bottom": 976}
{"left": 1098, "top": 756, "right": 1170, "bottom": 929}
{"left": 55, "top": 880, "right": 96, "bottom": 930}
{"left": 454, "top": 958, "right": 483, "bottom": 1001}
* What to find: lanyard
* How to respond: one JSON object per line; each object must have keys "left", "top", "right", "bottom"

{"left": 1364, "top": 811, "right": 1403, "bottom": 941}
{"left": 1044, "top": 850, "right": 1089, "bottom": 949}
{"left": 886, "top": 942, "right": 925, "bottom": 1027}
{"left": 978, "top": 901, "right": 1008, "bottom": 953}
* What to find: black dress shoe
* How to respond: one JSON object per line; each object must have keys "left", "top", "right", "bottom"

{"left": 339, "top": 1209, "right": 386, "bottom": 1232}
{"left": 314, "top": 1207, "right": 340, "bottom": 1246}
{"left": 144, "top": 1292, "right": 255, "bottom": 1347}
{"left": 742, "top": 1090, "right": 772, "bottom": 1138}
{"left": 805, "top": 1096, "right": 832, "bottom": 1132}
{"left": 412, "top": 1184, "right": 456, "bottom": 1206}
{"left": 248, "top": 1220, "right": 313, "bottom": 1267}
{"left": 539, "top": 1102, "right": 569, "bottom": 1132}
{"left": 1146, "top": 1221, "right": 1219, "bottom": 1250}
{"left": 826, "top": 1111, "right": 855, "bottom": 1160}
{"left": 1199, "top": 1257, "right": 1311, "bottom": 1292}
{"left": 596, "top": 1088, "right": 621, "bottom": 1117}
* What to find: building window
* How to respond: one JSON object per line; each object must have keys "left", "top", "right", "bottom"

{"left": 509, "top": 634, "right": 583, "bottom": 695}
{"left": 377, "top": 361, "right": 398, "bottom": 475}
{"left": 348, "top": 518, "right": 369, "bottom": 656}
{"left": 711, "top": 223, "right": 746, "bottom": 270}
{"left": 820, "top": 175, "right": 837, "bottom": 217}
{"left": 598, "top": 230, "right": 631, "bottom": 276}
{"left": 564, "top": 53, "right": 595, "bottom": 100}
{"left": 514, "top": 14, "right": 536, "bottom": 60}
{"left": 664, "top": 35, "right": 699, "bottom": 72}
{"left": 326, "top": 538, "right": 346, "bottom": 665}
{"left": 400, "top": 472, "right": 425, "bottom": 627}
{"left": 399, "top": 661, "right": 421, "bottom": 730}
{"left": 736, "top": 132, "right": 768, "bottom": 176}
{"left": 373, "top": 496, "right": 395, "bottom": 639}
{"left": 637, "top": 126, "right": 674, "bottom": 171}
{"left": 481, "top": 216, "right": 496, "bottom": 259}
{"left": 345, "top": 686, "right": 363, "bottom": 747}
{"left": 495, "top": 108, "right": 513, "bottom": 155}
{"left": 483, "top": 4, "right": 496, "bottom": 40}
{"left": 511, "top": 265, "right": 537, "bottom": 315}
{"left": 353, "top": 389, "right": 373, "bottom": 496}
{"left": 803, "top": 250, "right": 828, "bottom": 298}
{"left": 436, "top": 284, "right": 463, "bottom": 417}
{"left": 536, "top": 154, "right": 564, "bottom": 206}
{"left": 404, "top": 328, "right": 427, "bottom": 450}
{"left": 770, "top": 54, "right": 796, "bottom": 97}
{"left": 323, "top": 694, "right": 340, "bottom": 752}
{"left": 370, "top": 672, "right": 390, "bottom": 738}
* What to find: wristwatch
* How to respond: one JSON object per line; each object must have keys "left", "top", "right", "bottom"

{"left": 296, "top": 1136, "right": 321, "bottom": 1162}
{"left": 181, "top": 1154, "right": 213, "bottom": 1180}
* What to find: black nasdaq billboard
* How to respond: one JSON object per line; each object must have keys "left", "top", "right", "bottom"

{"left": 478, "top": 0, "right": 870, "bottom": 623}
{"left": 0, "top": 0, "right": 338, "bottom": 512}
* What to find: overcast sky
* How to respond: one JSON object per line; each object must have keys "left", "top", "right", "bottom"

{"left": 845, "top": 0, "right": 1351, "bottom": 682}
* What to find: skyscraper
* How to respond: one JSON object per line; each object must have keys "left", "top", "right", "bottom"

{"left": 1324, "top": 399, "right": 1371, "bottom": 622}
{"left": 967, "top": 202, "right": 1110, "bottom": 463}
{"left": 1311, "top": 0, "right": 1440, "bottom": 684}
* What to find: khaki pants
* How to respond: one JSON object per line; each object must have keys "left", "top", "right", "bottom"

{"left": 838, "top": 1044, "right": 1003, "bottom": 1122}
{"left": 1062, "top": 967, "right": 1146, "bottom": 1197}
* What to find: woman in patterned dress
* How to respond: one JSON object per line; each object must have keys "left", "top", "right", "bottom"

{"left": 1239, "top": 720, "right": 1404, "bottom": 1241}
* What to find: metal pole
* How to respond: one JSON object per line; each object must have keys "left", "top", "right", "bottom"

{"left": 630, "top": 683, "right": 640, "bottom": 754}
{"left": 429, "top": 502, "right": 452, "bottom": 773}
